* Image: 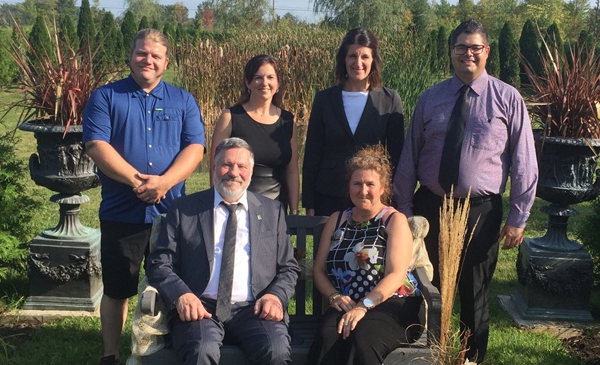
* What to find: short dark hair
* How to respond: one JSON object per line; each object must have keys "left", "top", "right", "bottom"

{"left": 335, "top": 28, "right": 382, "bottom": 89}
{"left": 451, "top": 19, "right": 489, "bottom": 46}
{"left": 237, "top": 54, "right": 283, "bottom": 108}
{"left": 214, "top": 137, "right": 255, "bottom": 167}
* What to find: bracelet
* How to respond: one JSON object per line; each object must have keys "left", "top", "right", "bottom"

{"left": 328, "top": 291, "right": 341, "bottom": 305}
{"left": 290, "top": 209, "right": 298, "bottom": 215}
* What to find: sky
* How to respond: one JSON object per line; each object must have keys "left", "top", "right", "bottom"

{"left": 1, "top": 0, "right": 460, "bottom": 23}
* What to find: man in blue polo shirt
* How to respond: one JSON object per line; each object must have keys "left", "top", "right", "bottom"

{"left": 83, "top": 28, "right": 205, "bottom": 365}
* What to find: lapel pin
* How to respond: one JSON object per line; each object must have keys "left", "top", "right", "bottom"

{"left": 257, "top": 215, "right": 262, "bottom": 220}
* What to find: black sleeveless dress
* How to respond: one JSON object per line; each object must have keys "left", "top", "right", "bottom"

{"left": 229, "top": 104, "right": 294, "bottom": 204}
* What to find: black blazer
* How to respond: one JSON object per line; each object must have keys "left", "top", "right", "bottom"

{"left": 302, "top": 85, "right": 405, "bottom": 209}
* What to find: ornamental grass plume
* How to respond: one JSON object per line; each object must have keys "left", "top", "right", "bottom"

{"left": 433, "top": 187, "right": 477, "bottom": 365}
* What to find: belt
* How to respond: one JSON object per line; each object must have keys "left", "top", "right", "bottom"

{"left": 420, "top": 186, "right": 499, "bottom": 206}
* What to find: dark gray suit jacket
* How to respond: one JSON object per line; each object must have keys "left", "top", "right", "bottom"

{"left": 146, "top": 188, "right": 299, "bottom": 318}
{"left": 302, "top": 85, "right": 405, "bottom": 208}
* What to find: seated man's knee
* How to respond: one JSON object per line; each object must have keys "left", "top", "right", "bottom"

{"left": 177, "top": 338, "right": 220, "bottom": 364}
{"left": 248, "top": 334, "right": 291, "bottom": 365}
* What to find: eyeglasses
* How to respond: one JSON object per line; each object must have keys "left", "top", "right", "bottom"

{"left": 452, "top": 45, "right": 486, "bottom": 55}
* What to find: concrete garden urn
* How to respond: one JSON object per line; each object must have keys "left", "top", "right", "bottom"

{"left": 19, "top": 121, "right": 103, "bottom": 311}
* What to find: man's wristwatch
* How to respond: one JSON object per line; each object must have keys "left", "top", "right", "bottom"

{"left": 363, "top": 297, "right": 375, "bottom": 310}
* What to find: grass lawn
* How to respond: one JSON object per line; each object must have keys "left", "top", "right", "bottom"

{"left": 0, "top": 111, "right": 596, "bottom": 364}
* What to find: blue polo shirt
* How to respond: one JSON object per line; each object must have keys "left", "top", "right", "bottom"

{"left": 83, "top": 75, "right": 205, "bottom": 224}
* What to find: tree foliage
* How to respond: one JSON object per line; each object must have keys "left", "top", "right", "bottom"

{"left": 139, "top": 15, "right": 150, "bottom": 30}
{"left": 56, "top": 0, "right": 77, "bottom": 19}
{"left": 125, "top": 0, "right": 164, "bottom": 28}
{"left": 486, "top": 40, "right": 500, "bottom": 78}
{"left": 77, "top": 0, "right": 96, "bottom": 48}
{"left": 28, "top": 15, "right": 52, "bottom": 66}
{"left": 197, "top": 0, "right": 272, "bottom": 29}
{"left": 499, "top": 21, "right": 520, "bottom": 87}
{"left": 519, "top": 19, "right": 541, "bottom": 85}
{"left": 121, "top": 10, "right": 137, "bottom": 55}
{"left": 58, "top": 13, "right": 79, "bottom": 51}
{"left": 545, "top": 21, "right": 563, "bottom": 54}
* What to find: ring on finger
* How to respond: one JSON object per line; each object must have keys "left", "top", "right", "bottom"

{"left": 343, "top": 321, "right": 349, "bottom": 326}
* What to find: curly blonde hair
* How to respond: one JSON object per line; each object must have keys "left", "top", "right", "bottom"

{"left": 346, "top": 144, "right": 392, "bottom": 205}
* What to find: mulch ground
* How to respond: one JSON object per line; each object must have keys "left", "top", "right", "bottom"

{"left": 563, "top": 334, "right": 600, "bottom": 365}
{"left": 0, "top": 320, "right": 40, "bottom": 354}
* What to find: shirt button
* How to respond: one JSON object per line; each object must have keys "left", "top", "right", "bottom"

{"left": 148, "top": 127, "right": 151, "bottom": 131}
{"left": 148, "top": 162, "right": 153, "bottom": 166}
{"left": 147, "top": 110, "right": 150, "bottom": 114}
{"left": 149, "top": 144, "right": 152, "bottom": 148}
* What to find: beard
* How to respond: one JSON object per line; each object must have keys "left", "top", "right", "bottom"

{"left": 214, "top": 174, "right": 250, "bottom": 201}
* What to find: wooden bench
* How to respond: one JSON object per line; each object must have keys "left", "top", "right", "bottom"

{"left": 133, "top": 215, "right": 441, "bottom": 365}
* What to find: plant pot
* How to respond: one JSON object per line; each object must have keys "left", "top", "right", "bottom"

{"left": 535, "top": 133, "right": 600, "bottom": 207}
{"left": 509, "top": 132, "right": 597, "bottom": 322}
{"left": 19, "top": 121, "right": 103, "bottom": 311}
{"left": 18, "top": 121, "right": 100, "bottom": 194}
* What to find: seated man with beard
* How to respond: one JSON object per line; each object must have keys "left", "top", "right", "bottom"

{"left": 146, "top": 137, "right": 300, "bottom": 365}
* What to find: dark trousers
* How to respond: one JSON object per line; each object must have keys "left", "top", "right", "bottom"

{"left": 307, "top": 296, "right": 424, "bottom": 365}
{"left": 412, "top": 187, "right": 503, "bottom": 363}
{"left": 171, "top": 302, "right": 291, "bottom": 365}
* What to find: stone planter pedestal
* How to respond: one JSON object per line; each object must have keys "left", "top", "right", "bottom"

{"left": 510, "top": 135, "right": 598, "bottom": 322}
{"left": 19, "top": 122, "right": 102, "bottom": 311}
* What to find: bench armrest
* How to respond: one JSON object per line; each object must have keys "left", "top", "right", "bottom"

{"left": 413, "top": 266, "right": 441, "bottom": 346}
{"left": 140, "top": 290, "right": 158, "bottom": 316}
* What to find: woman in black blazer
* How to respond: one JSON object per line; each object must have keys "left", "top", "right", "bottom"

{"left": 302, "top": 28, "right": 405, "bottom": 216}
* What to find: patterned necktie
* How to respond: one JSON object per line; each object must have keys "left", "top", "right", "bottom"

{"left": 216, "top": 202, "right": 239, "bottom": 322}
{"left": 439, "top": 84, "right": 471, "bottom": 194}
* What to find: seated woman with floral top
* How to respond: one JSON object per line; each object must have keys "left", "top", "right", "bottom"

{"left": 307, "top": 144, "right": 424, "bottom": 365}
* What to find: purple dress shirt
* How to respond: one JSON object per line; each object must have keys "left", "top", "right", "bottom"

{"left": 394, "top": 71, "right": 538, "bottom": 228}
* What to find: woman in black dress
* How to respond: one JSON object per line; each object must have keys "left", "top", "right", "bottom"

{"left": 211, "top": 54, "right": 299, "bottom": 214}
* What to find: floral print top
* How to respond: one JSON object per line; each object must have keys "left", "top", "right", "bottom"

{"left": 325, "top": 207, "right": 419, "bottom": 302}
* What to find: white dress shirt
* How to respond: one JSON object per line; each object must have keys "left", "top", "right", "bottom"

{"left": 202, "top": 189, "right": 254, "bottom": 303}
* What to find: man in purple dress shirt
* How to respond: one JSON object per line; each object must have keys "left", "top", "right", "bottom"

{"left": 394, "top": 19, "right": 537, "bottom": 363}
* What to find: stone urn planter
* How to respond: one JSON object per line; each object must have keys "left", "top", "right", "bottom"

{"left": 512, "top": 133, "right": 598, "bottom": 321}
{"left": 19, "top": 121, "right": 103, "bottom": 311}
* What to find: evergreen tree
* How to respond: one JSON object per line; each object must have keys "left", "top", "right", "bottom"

{"left": 93, "top": 28, "right": 108, "bottom": 72}
{"left": 176, "top": 22, "right": 186, "bottom": 43}
{"left": 139, "top": 16, "right": 150, "bottom": 30}
{"left": 545, "top": 22, "right": 563, "bottom": 55}
{"left": 436, "top": 25, "right": 450, "bottom": 75}
{"left": 121, "top": 10, "right": 137, "bottom": 55}
{"left": 174, "top": 22, "right": 186, "bottom": 66}
{"left": 56, "top": 0, "right": 77, "bottom": 18}
{"left": 151, "top": 20, "right": 160, "bottom": 30}
{"left": 499, "top": 21, "right": 519, "bottom": 87}
{"left": 456, "top": 0, "right": 475, "bottom": 22}
{"left": 77, "top": 0, "right": 96, "bottom": 48}
{"left": 486, "top": 40, "right": 500, "bottom": 78}
{"left": 28, "top": 15, "right": 52, "bottom": 65}
{"left": 519, "top": 19, "right": 541, "bottom": 86}
{"left": 100, "top": 12, "right": 119, "bottom": 68}
{"left": 115, "top": 30, "right": 125, "bottom": 66}
{"left": 427, "top": 29, "right": 438, "bottom": 72}
{"left": 163, "top": 22, "right": 175, "bottom": 43}
{"left": 58, "top": 13, "right": 79, "bottom": 52}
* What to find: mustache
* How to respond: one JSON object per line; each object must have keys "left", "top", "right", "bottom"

{"left": 221, "top": 175, "right": 244, "bottom": 183}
